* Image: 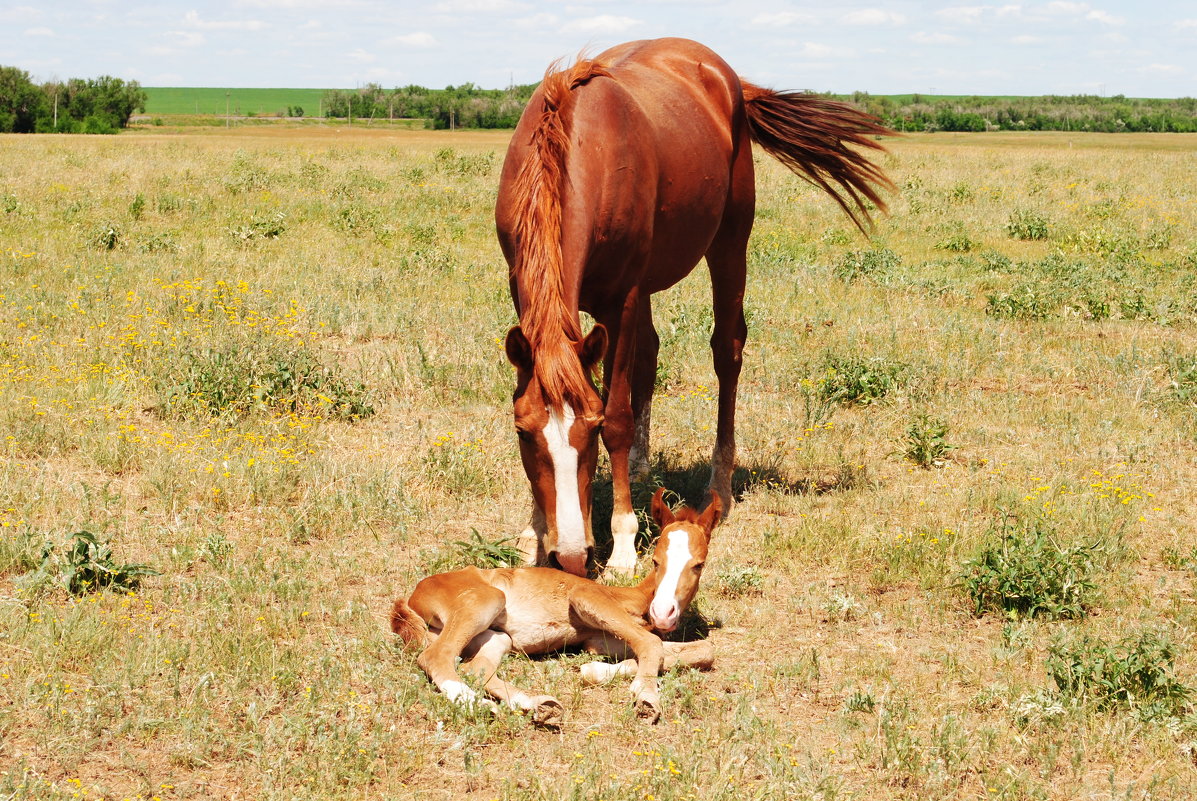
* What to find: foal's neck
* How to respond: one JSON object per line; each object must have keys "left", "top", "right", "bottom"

{"left": 601, "top": 568, "right": 661, "bottom": 617}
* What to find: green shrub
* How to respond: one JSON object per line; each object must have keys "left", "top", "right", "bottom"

{"left": 816, "top": 353, "right": 908, "bottom": 406}
{"left": 1162, "top": 348, "right": 1197, "bottom": 406}
{"left": 16, "top": 530, "right": 157, "bottom": 596}
{"left": 834, "top": 247, "right": 900, "bottom": 282}
{"left": 1046, "top": 629, "right": 1191, "bottom": 719}
{"left": 985, "top": 283, "right": 1059, "bottom": 320}
{"left": 1006, "top": 208, "right": 1050, "bottom": 240}
{"left": 155, "top": 340, "right": 374, "bottom": 421}
{"left": 899, "top": 413, "right": 956, "bottom": 468}
{"left": 959, "top": 519, "right": 1099, "bottom": 620}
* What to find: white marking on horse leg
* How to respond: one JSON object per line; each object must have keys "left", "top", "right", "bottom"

{"left": 629, "top": 397, "right": 652, "bottom": 480}
{"left": 543, "top": 403, "right": 587, "bottom": 573}
{"left": 441, "top": 680, "right": 479, "bottom": 705}
{"left": 649, "top": 529, "right": 691, "bottom": 632}
{"left": 580, "top": 661, "right": 636, "bottom": 685}
{"left": 506, "top": 692, "right": 534, "bottom": 711}
{"left": 607, "top": 512, "right": 639, "bottom": 574}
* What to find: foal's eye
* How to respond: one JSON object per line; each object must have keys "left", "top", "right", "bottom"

{"left": 516, "top": 430, "right": 532, "bottom": 443}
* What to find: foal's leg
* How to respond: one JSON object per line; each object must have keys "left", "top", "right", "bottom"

{"left": 569, "top": 586, "right": 665, "bottom": 722}
{"left": 460, "top": 630, "right": 564, "bottom": 727}
{"left": 597, "top": 289, "right": 643, "bottom": 575}
{"left": 415, "top": 584, "right": 506, "bottom": 708}
{"left": 703, "top": 143, "right": 755, "bottom": 516}
{"left": 580, "top": 638, "right": 715, "bottom": 684}
{"left": 628, "top": 298, "right": 659, "bottom": 482}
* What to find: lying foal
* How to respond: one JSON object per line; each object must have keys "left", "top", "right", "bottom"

{"left": 391, "top": 489, "right": 720, "bottom": 725}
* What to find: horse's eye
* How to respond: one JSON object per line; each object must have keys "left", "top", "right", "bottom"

{"left": 516, "top": 430, "right": 532, "bottom": 443}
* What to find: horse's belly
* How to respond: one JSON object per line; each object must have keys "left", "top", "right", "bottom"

{"left": 499, "top": 596, "right": 582, "bottom": 653}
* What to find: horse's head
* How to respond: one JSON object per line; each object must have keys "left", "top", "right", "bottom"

{"left": 505, "top": 323, "right": 607, "bottom": 576}
{"left": 646, "top": 488, "right": 721, "bottom": 633}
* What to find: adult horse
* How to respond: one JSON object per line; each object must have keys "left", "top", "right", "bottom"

{"left": 495, "top": 38, "right": 893, "bottom": 576}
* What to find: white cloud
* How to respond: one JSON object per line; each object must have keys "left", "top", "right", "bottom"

{"left": 1045, "top": 1, "right": 1087, "bottom": 14}
{"left": 391, "top": 32, "right": 437, "bottom": 48}
{"left": 559, "top": 14, "right": 641, "bottom": 35}
{"left": 513, "top": 13, "right": 559, "bottom": 29}
{"left": 798, "top": 42, "right": 841, "bottom": 59}
{"left": 842, "top": 8, "right": 906, "bottom": 26}
{"left": 1137, "top": 63, "right": 1183, "bottom": 75}
{"left": 1011, "top": 34, "right": 1042, "bottom": 44}
{"left": 935, "top": 6, "right": 986, "bottom": 23}
{"left": 1086, "top": 9, "right": 1123, "bottom": 25}
{"left": 0, "top": 5, "right": 40, "bottom": 23}
{"left": 434, "top": 0, "right": 530, "bottom": 11}
{"left": 23, "top": 26, "right": 54, "bottom": 37}
{"left": 1177, "top": 18, "right": 1197, "bottom": 30}
{"left": 165, "top": 31, "right": 206, "bottom": 47}
{"left": 347, "top": 48, "right": 376, "bottom": 63}
{"left": 911, "top": 31, "right": 962, "bottom": 44}
{"left": 183, "top": 10, "right": 267, "bottom": 31}
{"left": 747, "top": 11, "right": 815, "bottom": 28}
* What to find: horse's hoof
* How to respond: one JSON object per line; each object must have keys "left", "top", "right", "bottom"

{"left": 634, "top": 695, "right": 661, "bottom": 724}
{"left": 530, "top": 696, "right": 564, "bottom": 728}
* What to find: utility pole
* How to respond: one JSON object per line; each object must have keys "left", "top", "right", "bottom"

{"left": 53, "top": 89, "right": 58, "bottom": 129}
{"left": 226, "top": 91, "right": 230, "bottom": 128}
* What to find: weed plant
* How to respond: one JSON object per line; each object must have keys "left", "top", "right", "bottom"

{"left": 959, "top": 517, "right": 1099, "bottom": 620}
{"left": 1046, "top": 628, "right": 1191, "bottom": 720}
{"left": 899, "top": 413, "right": 956, "bottom": 468}
{"left": 16, "top": 530, "right": 157, "bottom": 596}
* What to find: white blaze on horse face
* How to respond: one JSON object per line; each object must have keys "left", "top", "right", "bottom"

{"left": 543, "top": 403, "right": 587, "bottom": 573}
{"left": 649, "top": 529, "right": 692, "bottom": 632}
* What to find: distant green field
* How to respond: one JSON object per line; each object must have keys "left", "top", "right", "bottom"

{"left": 143, "top": 87, "right": 332, "bottom": 116}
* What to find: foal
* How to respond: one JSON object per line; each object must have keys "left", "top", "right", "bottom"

{"left": 391, "top": 489, "right": 720, "bottom": 725}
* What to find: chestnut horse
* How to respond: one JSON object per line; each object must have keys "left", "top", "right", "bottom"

{"left": 496, "top": 38, "right": 893, "bottom": 575}
{"left": 391, "top": 489, "right": 720, "bottom": 725}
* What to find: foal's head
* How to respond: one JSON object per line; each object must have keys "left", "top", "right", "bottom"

{"left": 505, "top": 323, "right": 607, "bottom": 576}
{"left": 646, "top": 489, "right": 722, "bottom": 633}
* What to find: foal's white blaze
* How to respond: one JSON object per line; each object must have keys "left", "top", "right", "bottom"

{"left": 649, "top": 529, "right": 692, "bottom": 632}
{"left": 543, "top": 403, "right": 587, "bottom": 573}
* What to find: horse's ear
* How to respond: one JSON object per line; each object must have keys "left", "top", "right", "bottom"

{"left": 577, "top": 323, "right": 607, "bottom": 371}
{"left": 698, "top": 490, "right": 723, "bottom": 533}
{"left": 650, "top": 488, "right": 675, "bottom": 530}
{"left": 505, "top": 326, "right": 533, "bottom": 374}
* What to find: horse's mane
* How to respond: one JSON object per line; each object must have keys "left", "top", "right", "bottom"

{"left": 509, "top": 57, "right": 610, "bottom": 410}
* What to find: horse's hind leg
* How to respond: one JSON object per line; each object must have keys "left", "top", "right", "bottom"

{"left": 629, "top": 297, "right": 659, "bottom": 482}
{"left": 580, "top": 638, "right": 715, "bottom": 684}
{"left": 460, "top": 630, "right": 564, "bottom": 727}
{"left": 704, "top": 142, "right": 755, "bottom": 516}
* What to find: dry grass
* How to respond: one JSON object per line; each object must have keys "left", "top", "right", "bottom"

{"left": 2, "top": 126, "right": 1197, "bottom": 800}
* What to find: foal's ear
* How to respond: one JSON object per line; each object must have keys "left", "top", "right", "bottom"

{"left": 577, "top": 323, "right": 607, "bottom": 371}
{"left": 698, "top": 490, "right": 723, "bottom": 533}
{"left": 505, "top": 326, "right": 533, "bottom": 374}
{"left": 650, "top": 488, "right": 675, "bottom": 530}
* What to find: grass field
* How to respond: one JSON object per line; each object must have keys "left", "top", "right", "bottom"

{"left": 142, "top": 88, "right": 332, "bottom": 116}
{"left": 1, "top": 125, "right": 1197, "bottom": 800}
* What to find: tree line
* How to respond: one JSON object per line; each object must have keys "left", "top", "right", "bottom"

{"left": 849, "top": 92, "right": 1197, "bottom": 133}
{"left": 320, "top": 83, "right": 536, "bottom": 129}
{"left": 0, "top": 66, "right": 146, "bottom": 133}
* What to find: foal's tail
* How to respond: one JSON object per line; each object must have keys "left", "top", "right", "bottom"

{"left": 390, "top": 597, "right": 431, "bottom": 649}
{"left": 741, "top": 83, "right": 896, "bottom": 233}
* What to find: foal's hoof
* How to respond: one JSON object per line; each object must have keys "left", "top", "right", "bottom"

{"left": 529, "top": 696, "right": 564, "bottom": 728}
{"left": 634, "top": 695, "right": 662, "bottom": 724}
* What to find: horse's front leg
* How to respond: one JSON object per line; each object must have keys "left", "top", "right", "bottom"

{"left": 597, "top": 290, "right": 642, "bottom": 575}
{"left": 515, "top": 500, "right": 546, "bottom": 567}
{"left": 461, "top": 630, "right": 563, "bottom": 727}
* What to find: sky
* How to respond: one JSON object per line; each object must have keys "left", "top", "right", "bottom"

{"left": 3, "top": 1, "right": 1196, "bottom": 97}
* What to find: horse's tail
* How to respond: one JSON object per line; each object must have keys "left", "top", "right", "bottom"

{"left": 390, "top": 596, "right": 430, "bottom": 649}
{"left": 741, "top": 83, "right": 896, "bottom": 233}
{"left": 508, "top": 58, "right": 610, "bottom": 409}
